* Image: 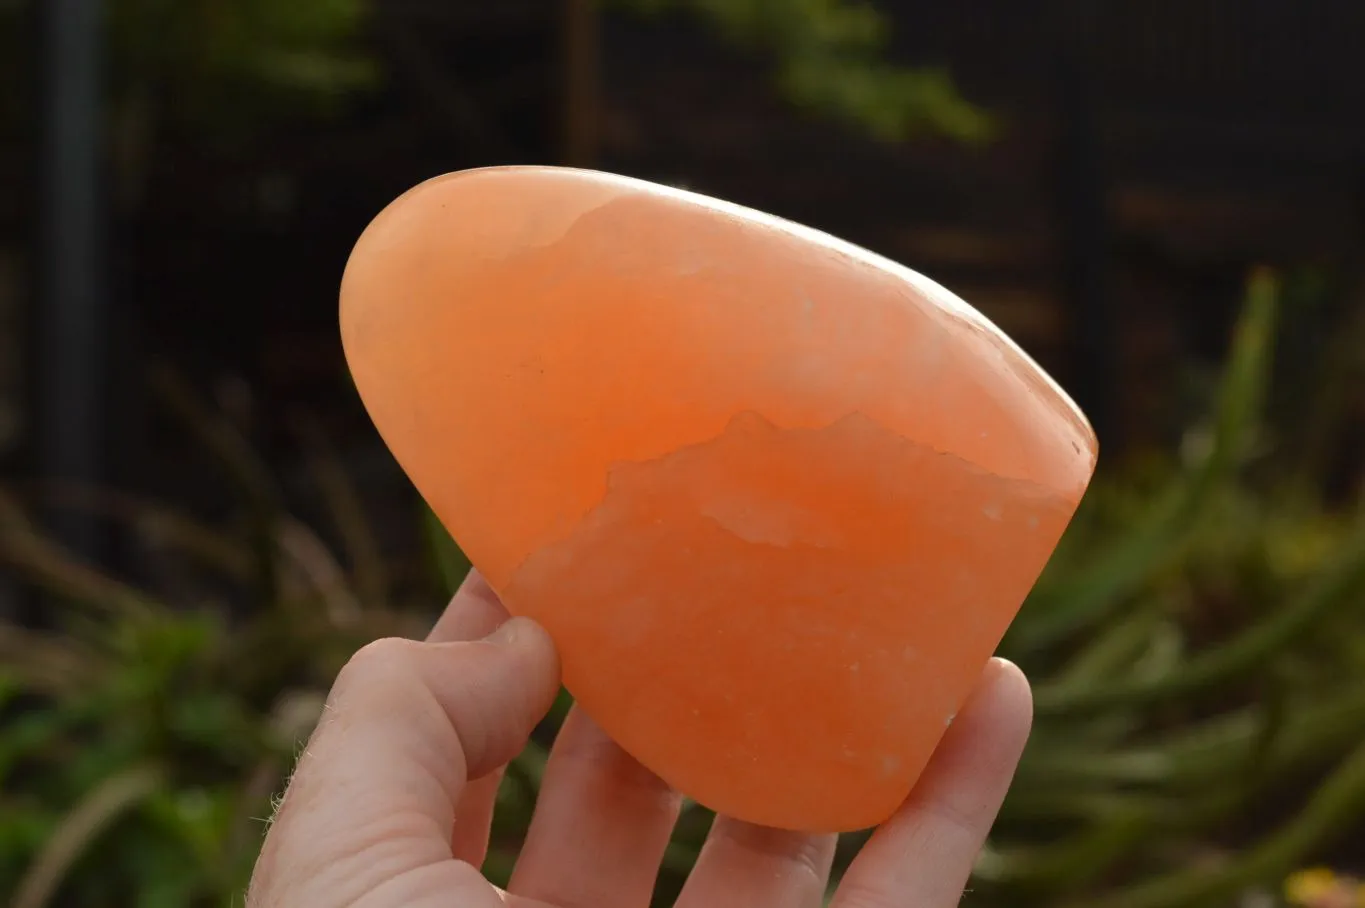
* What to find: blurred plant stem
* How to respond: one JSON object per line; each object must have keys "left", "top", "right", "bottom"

{"left": 11, "top": 764, "right": 164, "bottom": 908}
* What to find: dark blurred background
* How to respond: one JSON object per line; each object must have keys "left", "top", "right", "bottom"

{"left": 5, "top": 2, "right": 1365, "bottom": 907}
{"left": 6, "top": 0, "right": 1364, "bottom": 563}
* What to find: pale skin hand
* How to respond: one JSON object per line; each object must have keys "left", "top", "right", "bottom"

{"left": 248, "top": 571, "right": 1034, "bottom": 908}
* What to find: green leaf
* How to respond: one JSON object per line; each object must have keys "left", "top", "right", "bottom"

{"left": 1035, "top": 496, "right": 1365, "bottom": 715}
{"left": 423, "top": 505, "right": 471, "bottom": 597}
{"left": 1073, "top": 740, "right": 1365, "bottom": 908}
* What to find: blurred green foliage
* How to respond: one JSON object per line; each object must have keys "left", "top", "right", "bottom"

{"left": 108, "top": 0, "right": 375, "bottom": 136}
{"left": 0, "top": 0, "right": 989, "bottom": 146}
{"left": 3, "top": 268, "right": 1365, "bottom": 907}
{"left": 613, "top": 0, "right": 995, "bottom": 142}
{"left": 0, "top": 376, "right": 424, "bottom": 907}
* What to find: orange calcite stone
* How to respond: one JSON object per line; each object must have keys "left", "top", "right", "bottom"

{"left": 340, "top": 166, "right": 1097, "bottom": 833}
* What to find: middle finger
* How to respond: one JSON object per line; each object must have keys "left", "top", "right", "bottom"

{"left": 507, "top": 706, "right": 683, "bottom": 908}
{"left": 674, "top": 816, "right": 837, "bottom": 908}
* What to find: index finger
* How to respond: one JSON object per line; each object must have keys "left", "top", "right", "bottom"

{"left": 251, "top": 620, "right": 559, "bottom": 905}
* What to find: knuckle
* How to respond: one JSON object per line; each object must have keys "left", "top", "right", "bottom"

{"left": 832, "top": 880, "right": 913, "bottom": 908}
{"left": 335, "top": 637, "right": 420, "bottom": 690}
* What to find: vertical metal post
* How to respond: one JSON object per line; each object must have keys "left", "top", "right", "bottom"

{"left": 561, "top": 0, "right": 601, "bottom": 166}
{"left": 37, "top": 0, "right": 108, "bottom": 560}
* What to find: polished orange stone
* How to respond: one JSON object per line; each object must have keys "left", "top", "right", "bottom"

{"left": 340, "top": 166, "right": 1097, "bottom": 833}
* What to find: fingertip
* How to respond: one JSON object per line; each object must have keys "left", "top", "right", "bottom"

{"left": 484, "top": 614, "right": 560, "bottom": 672}
{"left": 983, "top": 657, "right": 1033, "bottom": 717}
{"left": 986, "top": 655, "right": 1026, "bottom": 681}
{"left": 428, "top": 568, "right": 512, "bottom": 642}
{"left": 955, "top": 657, "right": 1033, "bottom": 749}
{"left": 458, "top": 568, "right": 503, "bottom": 611}
{"left": 484, "top": 614, "right": 549, "bottom": 648}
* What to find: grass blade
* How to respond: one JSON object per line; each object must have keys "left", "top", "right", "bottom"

{"left": 11, "top": 763, "right": 165, "bottom": 908}
{"left": 1012, "top": 268, "right": 1280, "bottom": 654}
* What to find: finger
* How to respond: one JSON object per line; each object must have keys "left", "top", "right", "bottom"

{"left": 451, "top": 772, "right": 505, "bottom": 868}
{"left": 674, "top": 817, "right": 837, "bottom": 908}
{"left": 831, "top": 658, "right": 1032, "bottom": 908}
{"left": 428, "top": 569, "right": 510, "bottom": 642}
{"left": 252, "top": 619, "right": 560, "bottom": 907}
{"left": 508, "top": 706, "right": 683, "bottom": 908}
{"left": 426, "top": 569, "right": 515, "bottom": 866}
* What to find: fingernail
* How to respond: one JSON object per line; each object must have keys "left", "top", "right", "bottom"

{"left": 484, "top": 617, "right": 521, "bottom": 646}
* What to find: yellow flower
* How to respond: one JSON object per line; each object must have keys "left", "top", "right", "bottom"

{"left": 1284, "top": 867, "right": 1365, "bottom": 908}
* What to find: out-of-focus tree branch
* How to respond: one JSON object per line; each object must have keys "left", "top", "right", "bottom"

{"left": 609, "top": 0, "right": 996, "bottom": 143}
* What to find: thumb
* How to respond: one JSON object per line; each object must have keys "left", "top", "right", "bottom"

{"left": 250, "top": 617, "right": 559, "bottom": 907}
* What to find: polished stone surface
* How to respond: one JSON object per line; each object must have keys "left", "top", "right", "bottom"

{"left": 341, "top": 165, "right": 1097, "bottom": 832}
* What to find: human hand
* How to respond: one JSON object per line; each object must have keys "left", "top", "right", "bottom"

{"left": 247, "top": 570, "right": 1033, "bottom": 907}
